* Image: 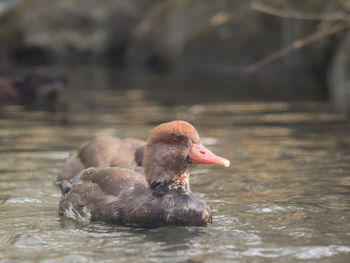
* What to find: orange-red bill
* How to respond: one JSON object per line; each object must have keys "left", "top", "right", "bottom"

{"left": 189, "top": 144, "right": 230, "bottom": 167}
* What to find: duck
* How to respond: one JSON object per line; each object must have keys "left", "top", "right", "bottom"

{"left": 58, "top": 120, "right": 230, "bottom": 226}
{"left": 57, "top": 137, "right": 145, "bottom": 193}
{"left": 0, "top": 70, "right": 65, "bottom": 105}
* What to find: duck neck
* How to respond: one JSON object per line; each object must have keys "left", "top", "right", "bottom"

{"left": 150, "top": 170, "right": 191, "bottom": 196}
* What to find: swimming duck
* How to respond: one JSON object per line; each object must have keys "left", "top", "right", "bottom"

{"left": 58, "top": 120, "right": 230, "bottom": 226}
{"left": 57, "top": 137, "right": 145, "bottom": 193}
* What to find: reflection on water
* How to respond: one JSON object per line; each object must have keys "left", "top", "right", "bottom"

{"left": 0, "top": 67, "right": 350, "bottom": 262}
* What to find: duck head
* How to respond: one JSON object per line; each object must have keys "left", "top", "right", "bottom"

{"left": 143, "top": 120, "right": 230, "bottom": 186}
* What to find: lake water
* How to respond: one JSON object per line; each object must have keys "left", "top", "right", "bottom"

{"left": 0, "top": 66, "right": 350, "bottom": 262}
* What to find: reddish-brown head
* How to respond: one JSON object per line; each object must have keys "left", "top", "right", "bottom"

{"left": 147, "top": 120, "right": 200, "bottom": 146}
{"left": 143, "top": 120, "right": 230, "bottom": 184}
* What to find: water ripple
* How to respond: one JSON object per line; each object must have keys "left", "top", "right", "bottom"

{"left": 241, "top": 245, "right": 350, "bottom": 260}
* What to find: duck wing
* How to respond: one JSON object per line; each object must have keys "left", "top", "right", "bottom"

{"left": 58, "top": 167, "right": 149, "bottom": 222}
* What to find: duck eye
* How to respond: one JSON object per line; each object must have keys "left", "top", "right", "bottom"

{"left": 171, "top": 138, "right": 179, "bottom": 145}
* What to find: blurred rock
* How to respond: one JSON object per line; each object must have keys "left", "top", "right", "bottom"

{"left": 126, "top": 0, "right": 340, "bottom": 74}
{"left": 0, "top": 0, "right": 20, "bottom": 16}
{"left": 127, "top": 0, "right": 282, "bottom": 70}
{"left": 0, "top": 0, "right": 341, "bottom": 71}
{"left": 0, "top": 0, "right": 157, "bottom": 64}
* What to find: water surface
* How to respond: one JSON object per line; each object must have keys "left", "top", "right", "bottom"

{"left": 0, "top": 67, "right": 350, "bottom": 262}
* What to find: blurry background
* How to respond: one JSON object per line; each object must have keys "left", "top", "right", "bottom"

{"left": 0, "top": 0, "right": 350, "bottom": 111}
{"left": 1, "top": 1, "right": 350, "bottom": 262}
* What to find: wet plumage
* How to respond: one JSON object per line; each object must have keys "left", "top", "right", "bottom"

{"left": 58, "top": 120, "right": 229, "bottom": 226}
